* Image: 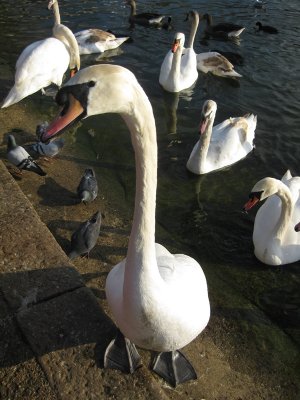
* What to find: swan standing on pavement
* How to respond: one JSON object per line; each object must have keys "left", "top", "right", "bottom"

{"left": 1, "top": 0, "right": 80, "bottom": 108}
{"left": 243, "top": 171, "right": 300, "bottom": 266}
{"left": 184, "top": 11, "right": 242, "bottom": 78}
{"left": 187, "top": 100, "right": 257, "bottom": 175}
{"left": 159, "top": 31, "right": 198, "bottom": 92}
{"left": 39, "top": 64, "right": 210, "bottom": 387}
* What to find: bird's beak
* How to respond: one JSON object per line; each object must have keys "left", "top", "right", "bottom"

{"left": 199, "top": 114, "right": 208, "bottom": 134}
{"left": 39, "top": 94, "right": 84, "bottom": 143}
{"left": 243, "top": 196, "right": 259, "bottom": 212}
{"left": 172, "top": 39, "right": 180, "bottom": 53}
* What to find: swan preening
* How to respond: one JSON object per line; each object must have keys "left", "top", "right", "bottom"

{"left": 187, "top": 100, "right": 257, "bottom": 175}
{"left": 1, "top": 0, "right": 80, "bottom": 108}
{"left": 74, "top": 29, "right": 129, "bottom": 55}
{"left": 243, "top": 170, "right": 300, "bottom": 266}
{"left": 39, "top": 64, "right": 210, "bottom": 387}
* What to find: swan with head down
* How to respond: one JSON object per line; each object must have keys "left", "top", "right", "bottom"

{"left": 243, "top": 170, "right": 300, "bottom": 266}
{"left": 1, "top": 0, "right": 80, "bottom": 108}
{"left": 39, "top": 64, "right": 210, "bottom": 387}
{"left": 187, "top": 100, "right": 257, "bottom": 175}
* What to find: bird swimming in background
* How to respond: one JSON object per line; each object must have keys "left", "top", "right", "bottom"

{"left": 77, "top": 168, "right": 98, "bottom": 203}
{"left": 1, "top": 0, "right": 80, "bottom": 108}
{"left": 30, "top": 137, "right": 65, "bottom": 160}
{"left": 75, "top": 29, "right": 130, "bottom": 55}
{"left": 187, "top": 100, "right": 257, "bottom": 175}
{"left": 68, "top": 211, "right": 102, "bottom": 259}
{"left": 126, "top": 0, "right": 170, "bottom": 28}
{"left": 255, "top": 22, "right": 278, "bottom": 34}
{"left": 6, "top": 134, "right": 46, "bottom": 176}
{"left": 202, "top": 13, "right": 245, "bottom": 39}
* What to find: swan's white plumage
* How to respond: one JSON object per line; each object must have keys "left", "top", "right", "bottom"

{"left": 159, "top": 32, "right": 198, "bottom": 93}
{"left": 1, "top": 0, "right": 79, "bottom": 108}
{"left": 187, "top": 100, "right": 257, "bottom": 174}
{"left": 249, "top": 171, "right": 300, "bottom": 266}
{"left": 75, "top": 29, "right": 129, "bottom": 55}
{"left": 50, "top": 64, "right": 210, "bottom": 353}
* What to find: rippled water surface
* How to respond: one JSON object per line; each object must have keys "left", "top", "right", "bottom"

{"left": 0, "top": 0, "right": 300, "bottom": 392}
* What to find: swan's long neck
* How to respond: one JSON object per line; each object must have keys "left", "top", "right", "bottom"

{"left": 187, "top": 13, "right": 199, "bottom": 48}
{"left": 52, "top": 24, "right": 80, "bottom": 70}
{"left": 129, "top": 1, "right": 136, "bottom": 17}
{"left": 168, "top": 44, "right": 183, "bottom": 88}
{"left": 273, "top": 182, "right": 293, "bottom": 241}
{"left": 121, "top": 84, "right": 160, "bottom": 288}
{"left": 198, "top": 113, "right": 215, "bottom": 171}
{"left": 51, "top": 0, "right": 61, "bottom": 25}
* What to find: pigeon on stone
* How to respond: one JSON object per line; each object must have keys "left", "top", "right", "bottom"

{"left": 68, "top": 211, "right": 102, "bottom": 259}
{"left": 77, "top": 168, "right": 98, "bottom": 203}
{"left": 7, "top": 134, "right": 46, "bottom": 176}
{"left": 30, "top": 137, "right": 65, "bottom": 160}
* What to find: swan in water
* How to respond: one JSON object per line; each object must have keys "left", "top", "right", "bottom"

{"left": 39, "top": 64, "right": 210, "bottom": 387}
{"left": 159, "top": 31, "right": 198, "bottom": 92}
{"left": 202, "top": 13, "right": 245, "bottom": 38}
{"left": 1, "top": 0, "right": 80, "bottom": 108}
{"left": 126, "top": 0, "right": 170, "bottom": 28}
{"left": 75, "top": 29, "right": 129, "bottom": 55}
{"left": 184, "top": 11, "right": 242, "bottom": 78}
{"left": 243, "top": 170, "right": 300, "bottom": 266}
{"left": 187, "top": 100, "right": 257, "bottom": 175}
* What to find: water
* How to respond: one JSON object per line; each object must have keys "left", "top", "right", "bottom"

{"left": 0, "top": 0, "right": 300, "bottom": 396}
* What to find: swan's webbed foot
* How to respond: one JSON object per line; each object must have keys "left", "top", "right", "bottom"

{"left": 151, "top": 350, "right": 197, "bottom": 387}
{"left": 104, "top": 329, "right": 142, "bottom": 374}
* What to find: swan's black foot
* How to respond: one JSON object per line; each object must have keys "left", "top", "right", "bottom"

{"left": 104, "top": 329, "right": 142, "bottom": 374}
{"left": 151, "top": 350, "right": 197, "bottom": 387}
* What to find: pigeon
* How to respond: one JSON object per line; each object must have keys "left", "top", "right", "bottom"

{"left": 77, "top": 168, "right": 98, "bottom": 203}
{"left": 30, "top": 137, "right": 65, "bottom": 160}
{"left": 68, "top": 211, "right": 102, "bottom": 259}
{"left": 7, "top": 134, "right": 46, "bottom": 176}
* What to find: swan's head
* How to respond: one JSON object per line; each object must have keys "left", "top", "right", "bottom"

{"left": 38, "top": 65, "right": 140, "bottom": 143}
{"left": 48, "top": 0, "right": 57, "bottom": 11}
{"left": 243, "top": 177, "right": 279, "bottom": 212}
{"left": 172, "top": 32, "right": 185, "bottom": 53}
{"left": 184, "top": 10, "right": 200, "bottom": 23}
{"left": 199, "top": 100, "right": 217, "bottom": 134}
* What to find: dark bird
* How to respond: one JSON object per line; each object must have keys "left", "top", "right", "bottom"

{"left": 68, "top": 211, "right": 102, "bottom": 259}
{"left": 77, "top": 168, "right": 98, "bottom": 203}
{"left": 30, "top": 137, "right": 65, "bottom": 160}
{"left": 202, "top": 13, "right": 245, "bottom": 39}
{"left": 7, "top": 134, "right": 46, "bottom": 176}
{"left": 256, "top": 22, "right": 278, "bottom": 34}
{"left": 126, "top": 0, "right": 170, "bottom": 28}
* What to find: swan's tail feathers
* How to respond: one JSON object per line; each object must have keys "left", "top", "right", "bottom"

{"left": 228, "top": 28, "right": 245, "bottom": 38}
{"left": 243, "top": 114, "right": 257, "bottom": 143}
{"left": 225, "top": 69, "right": 242, "bottom": 78}
{"left": 282, "top": 170, "right": 292, "bottom": 182}
{"left": 1, "top": 86, "right": 24, "bottom": 108}
{"left": 115, "top": 37, "right": 130, "bottom": 45}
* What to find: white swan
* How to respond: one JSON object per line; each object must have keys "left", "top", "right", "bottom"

{"left": 243, "top": 170, "right": 300, "bottom": 266}
{"left": 187, "top": 100, "right": 257, "bottom": 175}
{"left": 159, "top": 31, "right": 198, "bottom": 92}
{"left": 1, "top": 0, "right": 80, "bottom": 108}
{"left": 74, "top": 29, "right": 129, "bottom": 55}
{"left": 39, "top": 64, "right": 210, "bottom": 387}
{"left": 183, "top": 10, "right": 242, "bottom": 78}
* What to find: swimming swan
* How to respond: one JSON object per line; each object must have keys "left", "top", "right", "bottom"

{"left": 75, "top": 29, "right": 129, "bottom": 55}
{"left": 39, "top": 64, "right": 210, "bottom": 387}
{"left": 187, "top": 100, "right": 257, "bottom": 175}
{"left": 1, "top": 0, "right": 80, "bottom": 108}
{"left": 184, "top": 11, "right": 242, "bottom": 78}
{"left": 159, "top": 31, "right": 198, "bottom": 92}
{"left": 202, "top": 13, "right": 245, "bottom": 38}
{"left": 126, "top": 0, "right": 169, "bottom": 27}
{"left": 243, "top": 171, "right": 300, "bottom": 266}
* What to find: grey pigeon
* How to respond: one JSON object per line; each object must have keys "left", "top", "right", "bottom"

{"left": 77, "top": 168, "right": 98, "bottom": 203}
{"left": 7, "top": 134, "right": 46, "bottom": 176}
{"left": 68, "top": 211, "right": 102, "bottom": 259}
{"left": 30, "top": 137, "right": 65, "bottom": 159}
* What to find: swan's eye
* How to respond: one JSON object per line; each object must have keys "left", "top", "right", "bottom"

{"left": 249, "top": 191, "right": 263, "bottom": 200}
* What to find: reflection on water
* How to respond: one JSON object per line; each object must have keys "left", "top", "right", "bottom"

{"left": 0, "top": 0, "right": 300, "bottom": 393}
